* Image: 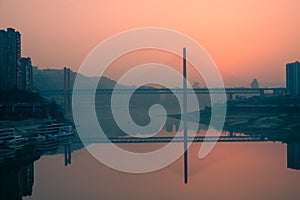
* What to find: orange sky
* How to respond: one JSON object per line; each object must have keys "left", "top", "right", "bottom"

{"left": 0, "top": 0, "right": 299, "bottom": 86}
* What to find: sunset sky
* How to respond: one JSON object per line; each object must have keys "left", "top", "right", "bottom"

{"left": 0, "top": 0, "right": 299, "bottom": 87}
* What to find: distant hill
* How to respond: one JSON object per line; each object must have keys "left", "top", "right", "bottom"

{"left": 33, "top": 68, "right": 125, "bottom": 91}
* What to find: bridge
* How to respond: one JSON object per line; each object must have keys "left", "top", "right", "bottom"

{"left": 62, "top": 134, "right": 270, "bottom": 173}
{"left": 1, "top": 87, "right": 286, "bottom": 114}
{"left": 73, "top": 135, "right": 270, "bottom": 144}
{"left": 51, "top": 49, "right": 284, "bottom": 184}
{"left": 40, "top": 87, "right": 286, "bottom": 97}
{"left": 0, "top": 102, "right": 49, "bottom": 113}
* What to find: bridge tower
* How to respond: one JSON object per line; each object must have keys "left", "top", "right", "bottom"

{"left": 64, "top": 67, "right": 71, "bottom": 116}
{"left": 183, "top": 48, "right": 188, "bottom": 184}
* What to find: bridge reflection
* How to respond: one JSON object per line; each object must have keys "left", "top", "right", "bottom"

{"left": 75, "top": 135, "right": 269, "bottom": 144}
{"left": 0, "top": 131, "right": 299, "bottom": 199}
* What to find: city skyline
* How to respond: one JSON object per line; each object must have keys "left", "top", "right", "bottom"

{"left": 1, "top": 1, "right": 300, "bottom": 199}
{"left": 1, "top": 26, "right": 299, "bottom": 90}
{"left": 0, "top": 0, "right": 299, "bottom": 87}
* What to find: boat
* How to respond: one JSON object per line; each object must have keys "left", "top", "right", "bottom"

{"left": 36, "top": 119, "right": 65, "bottom": 136}
{"left": 0, "top": 127, "right": 16, "bottom": 144}
{"left": 35, "top": 119, "right": 74, "bottom": 140}
{"left": 33, "top": 135, "right": 59, "bottom": 152}
{"left": 59, "top": 125, "right": 75, "bottom": 141}
{"left": 7, "top": 135, "right": 29, "bottom": 150}
{"left": 33, "top": 119, "right": 74, "bottom": 151}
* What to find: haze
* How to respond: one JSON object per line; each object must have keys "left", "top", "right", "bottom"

{"left": 1, "top": 0, "right": 299, "bottom": 87}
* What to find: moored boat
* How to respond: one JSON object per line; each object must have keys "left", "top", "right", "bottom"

{"left": 0, "top": 127, "right": 15, "bottom": 143}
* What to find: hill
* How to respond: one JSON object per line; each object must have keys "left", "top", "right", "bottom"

{"left": 33, "top": 68, "right": 124, "bottom": 91}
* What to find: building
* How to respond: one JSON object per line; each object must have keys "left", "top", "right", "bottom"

{"left": 286, "top": 61, "right": 300, "bottom": 96}
{"left": 0, "top": 160, "right": 35, "bottom": 199}
{"left": 250, "top": 78, "right": 259, "bottom": 88}
{"left": 192, "top": 82, "right": 200, "bottom": 88}
{"left": 18, "top": 57, "right": 33, "bottom": 91}
{"left": 0, "top": 28, "right": 21, "bottom": 90}
{"left": 0, "top": 28, "right": 33, "bottom": 91}
{"left": 287, "top": 143, "right": 300, "bottom": 170}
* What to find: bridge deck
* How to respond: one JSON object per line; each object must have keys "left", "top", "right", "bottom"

{"left": 40, "top": 87, "right": 286, "bottom": 95}
{"left": 75, "top": 135, "right": 270, "bottom": 144}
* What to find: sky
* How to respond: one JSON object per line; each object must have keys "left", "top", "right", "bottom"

{"left": 0, "top": 0, "right": 299, "bottom": 87}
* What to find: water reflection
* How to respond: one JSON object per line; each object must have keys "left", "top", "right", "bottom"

{"left": 1, "top": 118, "right": 300, "bottom": 199}
{"left": 0, "top": 162, "right": 34, "bottom": 200}
{"left": 0, "top": 145, "right": 38, "bottom": 200}
{"left": 26, "top": 141, "right": 300, "bottom": 200}
{"left": 287, "top": 143, "right": 300, "bottom": 170}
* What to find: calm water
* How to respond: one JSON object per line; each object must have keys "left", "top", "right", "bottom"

{"left": 2, "top": 93, "right": 300, "bottom": 200}
{"left": 3, "top": 138, "right": 298, "bottom": 200}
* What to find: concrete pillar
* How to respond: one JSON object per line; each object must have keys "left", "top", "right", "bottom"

{"left": 64, "top": 145, "right": 68, "bottom": 166}
{"left": 64, "top": 144, "right": 72, "bottom": 166}
{"left": 68, "top": 144, "right": 71, "bottom": 164}
{"left": 67, "top": 68, "right": 71, "bottom": 115}
{"left": 64, "top": 67, "right": 67, "bottom": 115}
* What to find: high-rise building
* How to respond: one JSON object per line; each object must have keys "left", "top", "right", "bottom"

{"left": 286, "top": 61, "right": 300, "bottom": 96}
{"left": 287, "top": 143, "right": 300, "bottom": 170}
{"left": 0, "top": 28, "right": 21, "bottom": 90}
{"left": 18, "top": 57, "right": 33, "bottom": 91}
{"left": 0, "top": 160, "right": 35, "bottom": 199}
{"left": 251, "top": 78, "right": 259, "bottom": 88}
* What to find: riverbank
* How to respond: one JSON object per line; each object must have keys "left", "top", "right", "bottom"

{"left": 0, "top": 90, "right": 67, "bottom": 122}
{"left": 170, "top": 96, "right": 300, "bottom": 142}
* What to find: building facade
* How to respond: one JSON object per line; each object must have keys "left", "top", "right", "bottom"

{"left": 251, "top": 78, "right": 259, "bottom": 88}
{"left": 0, "top": 28, "right": 33, "bottom": 91}
{"left": 0, "top": 28, "right": 21, "bottom": 90}
{"left": 18, "top": 57, "right": 33, "bottom": 91}
{"left": 286, "top": 61, "right": 300, "bottom": 96}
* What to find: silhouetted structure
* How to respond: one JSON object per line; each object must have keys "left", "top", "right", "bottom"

{"left": 287, "top": 143, "right": 300, "bottom": 170}
{"left": 0, "top": 28, "right": 33, "bottom": 92}
{"left": 0, "top": 161, "right": 34, "bottom": 199}
{"left": 192, "top": 82, "right": 200, "bottom": 88}
{"left": 64, "top": 144, "right": 72, "bottom": 166}
{"left": 18, "top": 57, "right": 33, "bottom": 91}
{"left": 286, "top": 61, "right": 300, "bottom": 96}
{"left": 251, "top": 78, "right": 259, "bottom": 88}
{"left": 64, "top": 67, "right": 71, "bottom": 116}
{"left": 0, "top": 28, "right": 21, "bottom": 90}
{"left": 183, "top": 48, "right": 188, "bottom": 184}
